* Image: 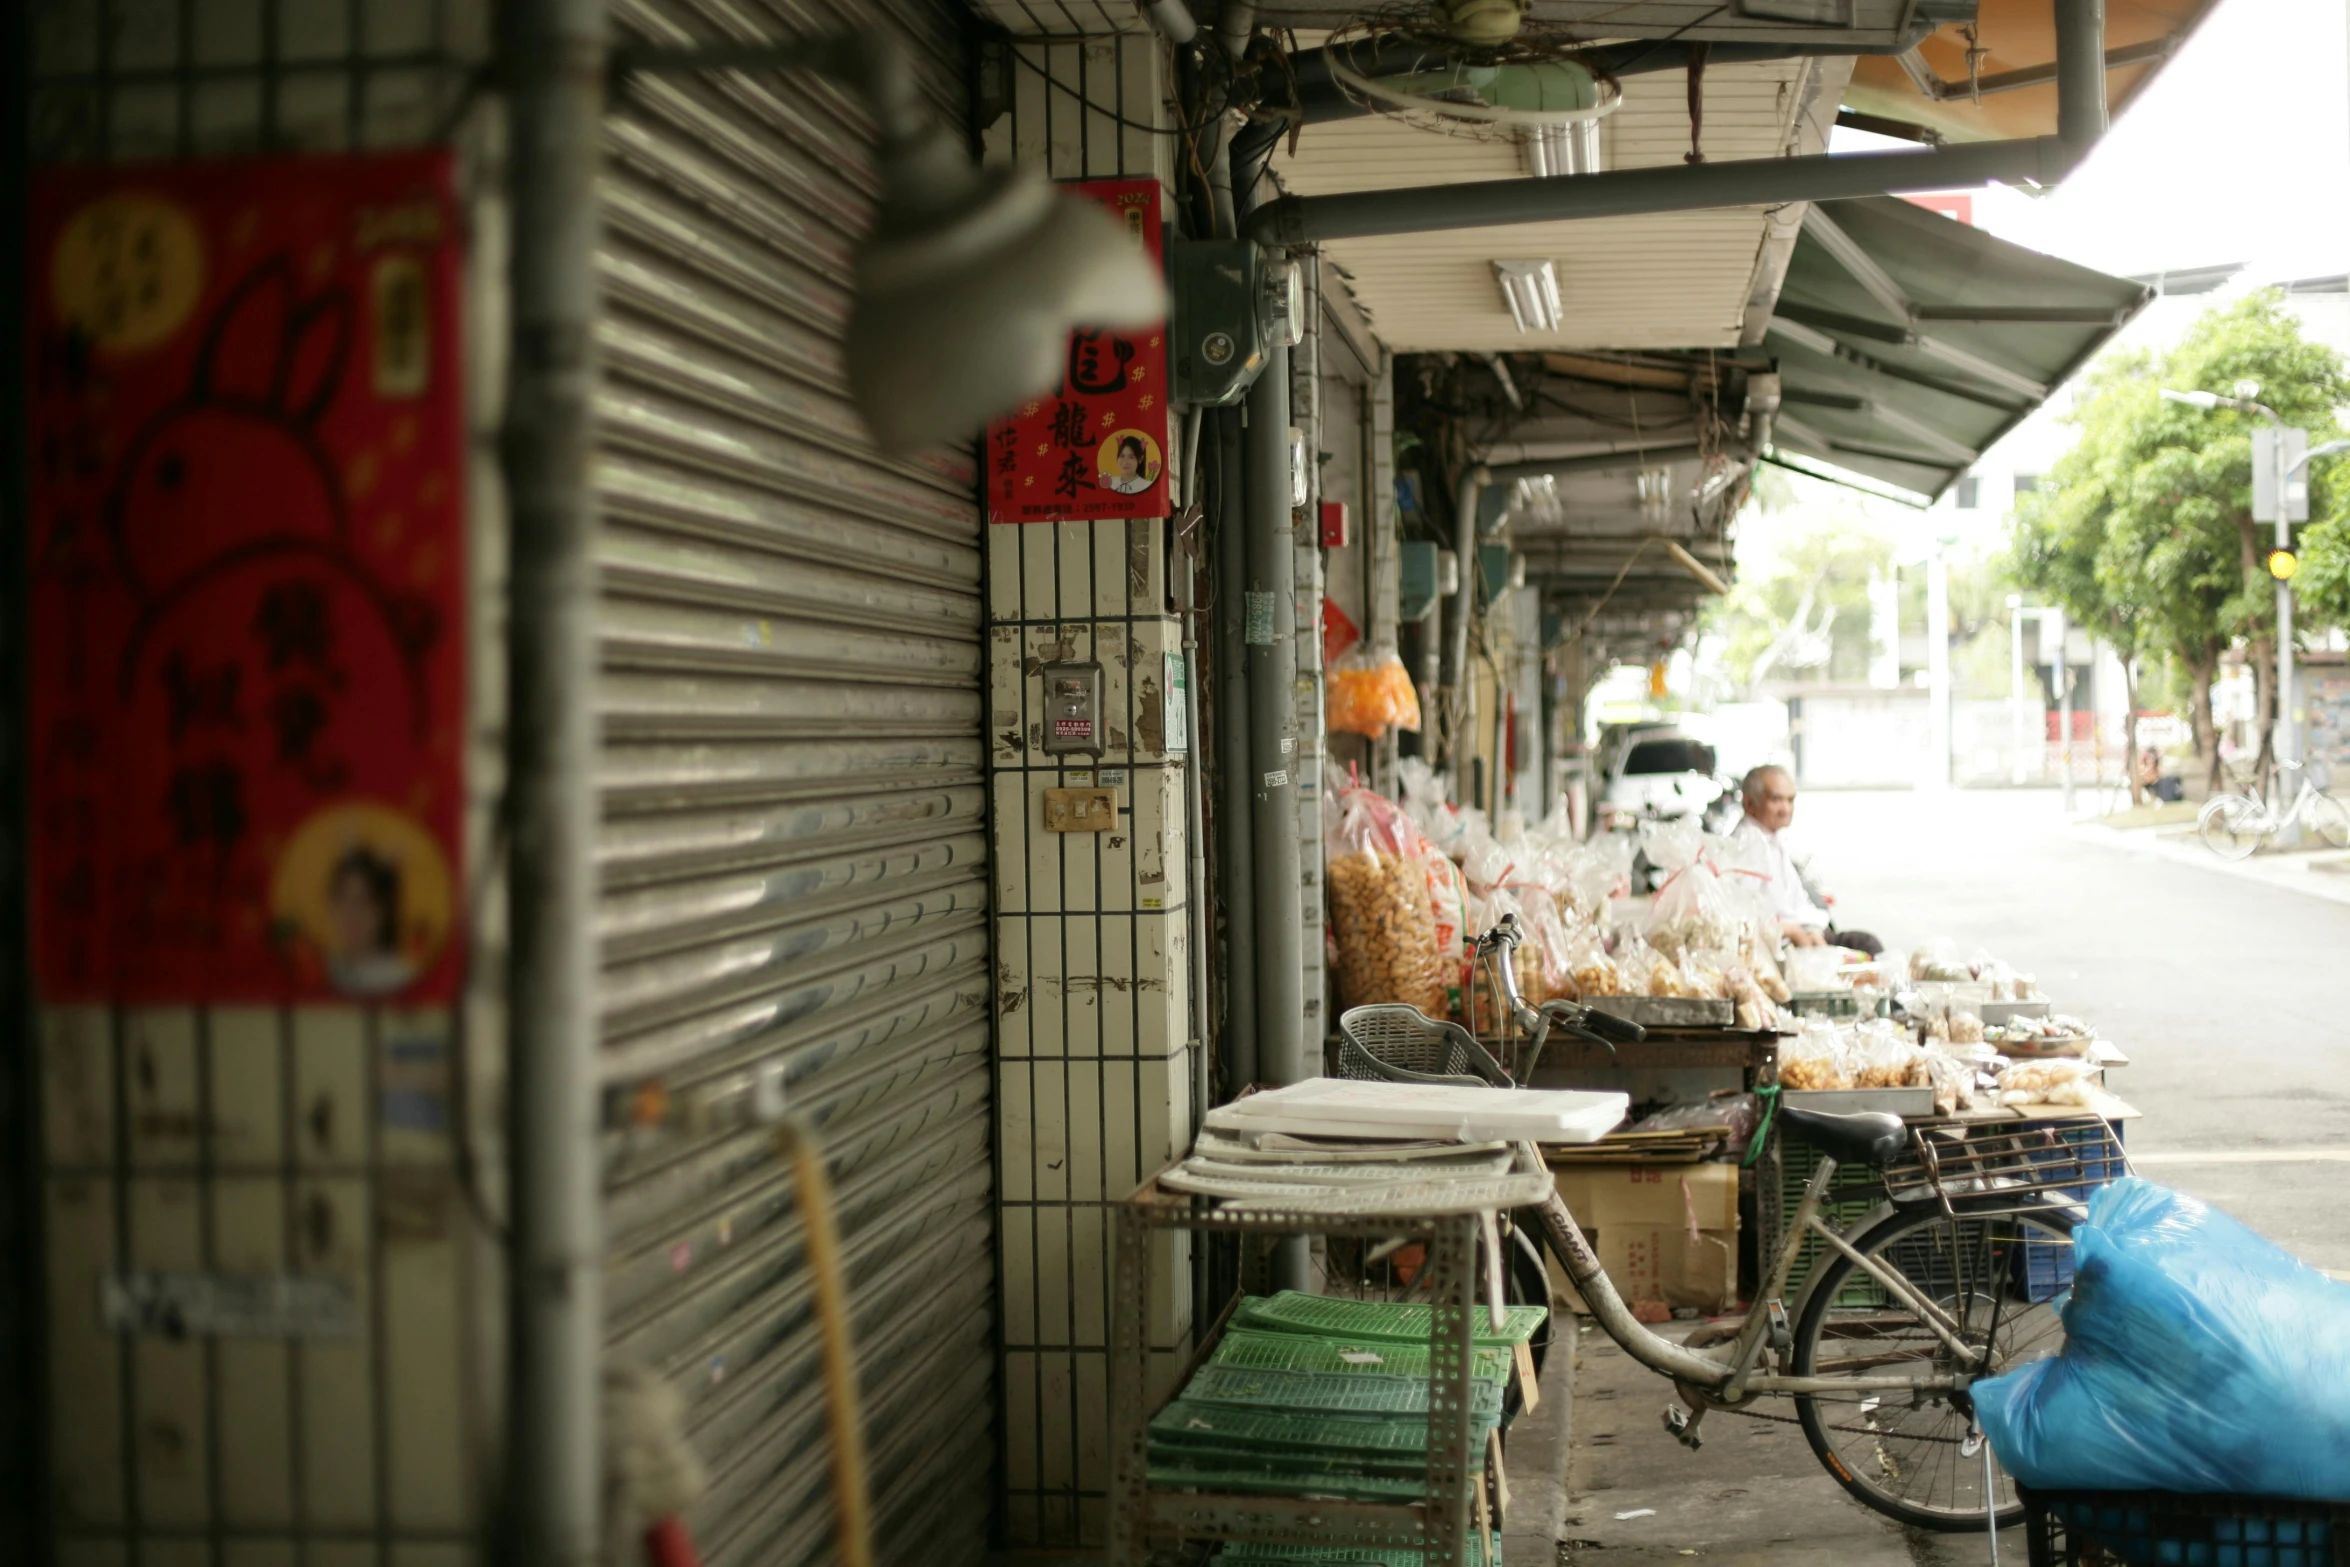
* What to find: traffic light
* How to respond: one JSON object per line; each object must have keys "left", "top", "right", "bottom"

{"left": 2268, "top": 548, "right": 2299, "bottom": 582}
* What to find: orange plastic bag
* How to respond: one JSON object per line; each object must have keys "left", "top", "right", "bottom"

{"left": 1328, "top": 648, "right": 1423, "bottom": 739}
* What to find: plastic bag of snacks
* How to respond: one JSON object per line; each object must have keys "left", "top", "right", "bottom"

{"left": 1565, "top": 924, "right": 1628, "bottom": 997}
{"left": 1643, "top": 821, "right": 1738, "bottom": 959}
{"left": 1917, "top": 1044, "right": 1974, "bottom": 1116}
{"left": 1997, "top": 1057, "right": 2102, "bottom": 1107}
{"left": 1852, "top": 1024, "right": 1924, "bottom": 1089}
{"left": 1325, "top": 786, "right": 1449, "bottom": 1016}
{"left": 1742, "top": 925, "right": 1792, "bottom": 1003}
{"left": 1326, "top": 646, "right": 1422, "bottom": 739}
{"left": 1779, "top": 1024, "right": 1854, "bottom": 1090}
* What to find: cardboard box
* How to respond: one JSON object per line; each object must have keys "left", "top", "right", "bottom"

{"left": 1544, "top": 1160, "right": 1739, "bottom": 1316}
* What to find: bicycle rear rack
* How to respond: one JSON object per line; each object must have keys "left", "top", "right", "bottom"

{"left": 1884, "top": 1119, "right": 2132, "bottom": 1218}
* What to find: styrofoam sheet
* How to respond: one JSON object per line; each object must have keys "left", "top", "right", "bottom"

{"left": 1203, "top": 1078, "right": 1628, "bottom": 1144}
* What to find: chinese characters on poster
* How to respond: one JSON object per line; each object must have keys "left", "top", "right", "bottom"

{"left": 28, "top": 152, "right": 467, "bottom": 1003}
{"left": 986, "top": 178, "right": 1170, "bottom": 523}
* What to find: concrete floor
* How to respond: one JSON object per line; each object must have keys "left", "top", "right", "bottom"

{"left": 1551, "top": 787, "right": 2350, "bottom": 1564}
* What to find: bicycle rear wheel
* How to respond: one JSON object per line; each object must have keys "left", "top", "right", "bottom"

{"left": 2304, "top": 790, "right": 2350, "bottom": 849}
{"left": 2199, "top": 795, "right": 2265, "bottom": 860}
{"left": 1789, "top": 1202, "right": 2076, "bottom": 1532}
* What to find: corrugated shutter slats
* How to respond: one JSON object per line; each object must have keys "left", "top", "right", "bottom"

{"left": 598, "top": 4, "right": 993, "bottom": 1563}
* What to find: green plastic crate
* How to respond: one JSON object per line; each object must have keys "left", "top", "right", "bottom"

{"left": 1216, "top": 1533, "right": 1499, "bottom": 1566}
{"left": 1147, "top": 1457, "right": 1455, "bottom": 1503}
{"left": 1151, "top": 1398, "right": 1498, "bottom": 1463}
{"left": 1180, "top": 1363, "right": 1506, "bottom": 1419}
{"left": 1233, "top": 1291, "right": 1547, "bottom": 1346}
{"left": 1210, "top": 1328, "right": 1514, "bottom": 1386}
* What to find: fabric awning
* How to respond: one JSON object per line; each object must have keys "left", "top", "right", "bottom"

{"left": 1764, "top": 195, "right": 2151, "bottom": 501}
{"left": 1842, "top": 0, "right": 2219, "bottom": 146}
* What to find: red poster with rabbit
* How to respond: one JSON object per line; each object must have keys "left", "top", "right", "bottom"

{"left": 28, "top": 152, "right": 465, "bottom": 1004}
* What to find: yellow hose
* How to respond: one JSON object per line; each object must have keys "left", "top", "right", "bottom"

{"left": 776, "top": 1117, "right": 876, "bottom": 1567}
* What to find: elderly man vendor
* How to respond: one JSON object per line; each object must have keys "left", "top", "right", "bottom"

{"left": 1729, "top": 765, "right": 1881, "bottom": 955}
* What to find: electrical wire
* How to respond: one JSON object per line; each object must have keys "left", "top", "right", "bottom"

{"left": 775, "top": 1116, "right": 876, "bottom": 1567}
{"left": 1004, "top": 36, "right": 1218, "bottom": 137}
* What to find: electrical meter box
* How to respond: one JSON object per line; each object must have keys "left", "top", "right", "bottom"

{"left": 1171, "top": 240, "right": 1283, "bottom": 407}
{"left": 1039, "top": 660, "right": 1106, "bottom": 756}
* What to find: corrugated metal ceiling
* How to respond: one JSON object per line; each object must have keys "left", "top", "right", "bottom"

{"left": 1273, "top": 57, "right": 1848, "bottom": 352}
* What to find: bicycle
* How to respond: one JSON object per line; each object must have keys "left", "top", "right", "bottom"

{"left": 2197, "top": 757, "right": 2350, "bottom": 859}
{"left": 1340, "top": 920, "right": 2117, "bottom": 1533}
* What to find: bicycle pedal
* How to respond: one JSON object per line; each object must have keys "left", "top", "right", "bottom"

{"left": 1767, "top": 1300, "right": 1792, "bottom": 1355}
{"left": 1663, "top": 1405, "right": 1704, "bottom": 1450}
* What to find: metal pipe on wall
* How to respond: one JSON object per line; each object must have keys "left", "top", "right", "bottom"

{"left": 1247, "top": 137, "right": 2070, "bottom": 246}
{"left": 500, "top": 0, "right": 607, "bottom": 1560}
{"left": 1247, "top": 334, "right": 1303, "bottom": 1091}
{"left": 1245, "top": 327, "right": 1309, "bottom": 1298}
{"left": 1447, "top": 466, "right": 1486, "bottom": 803}
{"left": 2054, "top": 0, "right": 2110, "bottom": 157}
{"left": 1213, "top": 409, "right": 1258, "bottom": 1094}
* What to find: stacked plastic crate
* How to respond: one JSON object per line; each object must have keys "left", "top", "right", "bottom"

{"left": 1147, "top": 1292, "right": 1539, "bottom": 1563}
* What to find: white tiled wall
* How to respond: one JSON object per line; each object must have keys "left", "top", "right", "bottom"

{"left": 980, "top": 28, "right": 1200, "bottom": 1548}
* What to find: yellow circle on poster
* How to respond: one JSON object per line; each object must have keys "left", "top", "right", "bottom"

{"left": 51, "top": 193, "right": 207, "bottom": 354}
{"left": 270, "top": 802, "right": 453, "bottom": 999}
{"left": 1097, "top": 428, "right": 1163, "bottom": 496}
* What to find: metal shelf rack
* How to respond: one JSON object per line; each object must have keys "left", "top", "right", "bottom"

{"left": 1108, "top": 1172, "right": 1495, "bottom": 1565}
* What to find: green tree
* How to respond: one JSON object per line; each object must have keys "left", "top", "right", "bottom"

{"left": 2015, "top": 292, "right": 2349, "bottom": 791}
{"left": 1707, "top": 510, "right": 1894, "bottom": 693}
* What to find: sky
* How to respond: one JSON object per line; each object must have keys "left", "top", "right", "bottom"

{"left": 1835, "top": 0, "right": 2350, "bottom": 284}
{"left": 1734, "top": 0, "right": 2350, "bottom": 570}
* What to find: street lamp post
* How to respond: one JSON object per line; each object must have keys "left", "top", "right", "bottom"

{"left": 2160, "top": 389, "right": 2347, "bottom": 845}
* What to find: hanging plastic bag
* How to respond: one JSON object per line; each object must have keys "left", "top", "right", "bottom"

{"left": 1975, "top": 1179, "right": 2350, "bottom": 1500}
{"left": 1327, "top": 646, "right": 1423, "bottom": 739}
{"left": 1644, "top": 822, "right": 1738, "bottom": 960}
{"left": 1324, "top": 785, "right": 1448, "bottom": 1017}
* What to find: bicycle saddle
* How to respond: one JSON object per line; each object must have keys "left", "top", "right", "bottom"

{"left": 1777, "top": 1104, "right": 1907, "bottom": 1167}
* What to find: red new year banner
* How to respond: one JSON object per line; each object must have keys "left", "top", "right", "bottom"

{"left": 986, "top": 178, "right": 1170, "bottom": 523}
{"left": 28, "top": 151, "right": 467, "bottom": 1004}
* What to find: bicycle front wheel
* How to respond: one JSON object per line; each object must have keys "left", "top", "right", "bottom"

{"left": 2304, "top": 790, "right": 2350, "bottom": 850}
{"left": 1790, "top": 1202, "right": 2077, "bottom": 1532}
{"left": 2199, "top": 794, "right": 2265, "bottom": 860}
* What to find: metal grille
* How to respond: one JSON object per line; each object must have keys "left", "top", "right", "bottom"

{"left": 24, "top": 4, "right": 489, "bottom": 1561}
{"left": 594, "top": 3, "right": 995, "bottom": 1563}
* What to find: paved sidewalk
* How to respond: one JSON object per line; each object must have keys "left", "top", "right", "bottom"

{"left": 2068, "top": 815, "right": 2350, "bottom": 907}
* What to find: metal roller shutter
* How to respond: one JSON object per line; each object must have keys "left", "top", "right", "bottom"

{"left": 594, "top": 4, "right": 995, "bottom": 1562}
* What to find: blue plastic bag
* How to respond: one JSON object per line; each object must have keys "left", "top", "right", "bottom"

{"left": 1974, "top": 1178, "right": 2350, "bottom": 1499}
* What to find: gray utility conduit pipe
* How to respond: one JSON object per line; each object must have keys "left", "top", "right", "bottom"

{"left": 501, "top": 0, "right": 606, "bottom": 1560}
{"left": 1248, "top": 135, "right": 2075, "bottom": 245}
{"left": 1247, "top": 0, "right": 2108, "bottom": 244}
{"left": 1213, "top": 408, "right": 1257, "bottom": 1095}
{"left": 1446, "top": 466, "right": 1487, "bottom": 805}
{"left": 1246, "top": 330, "right": 1304, "bottom": 1095}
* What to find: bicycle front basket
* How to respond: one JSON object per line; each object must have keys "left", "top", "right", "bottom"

{"left": 1336, "top": 1005, "right": 1514, "bottom": 1088}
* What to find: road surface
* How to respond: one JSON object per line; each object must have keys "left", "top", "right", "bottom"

{"left": 1554, "top": 788, "right": 2350, "bottom": 1567}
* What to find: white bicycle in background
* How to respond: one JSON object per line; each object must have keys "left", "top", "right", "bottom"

{"left": 2198, "top": 757, "right": 2350, "bottom": 859}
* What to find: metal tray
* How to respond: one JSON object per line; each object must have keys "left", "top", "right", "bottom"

{"left": 1782, "top": 1086, "right": 1936, "bottom": 1118}
{"left": 1980, "top": 999, "right": 2053, "bottom": 1025}
{"left": 1582, "top": 995, "right": 1735, "bottom": 1029}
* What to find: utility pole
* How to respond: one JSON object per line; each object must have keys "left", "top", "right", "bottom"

{"left": 2050, "top": 607, "right": 2074, "bottom": 813}
{"left": 1926, "top": 545, "right": 1952, "bottom": 791}
{"left": 2008, "top": 594, "right": 2028, "bottom": 787}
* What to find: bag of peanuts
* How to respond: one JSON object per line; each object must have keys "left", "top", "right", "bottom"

{"left": 1328, "top": 646, "right": 1423, "bottom": 739}
{"left": 1325, "top": 785, "right": 1450, "bottom": 1016}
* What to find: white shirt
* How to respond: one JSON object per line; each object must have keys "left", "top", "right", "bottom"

{"left": 1730, "top": 815, "right": 1830, "bottom": 931}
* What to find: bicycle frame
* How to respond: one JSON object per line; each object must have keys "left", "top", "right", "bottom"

{"left": 1530, "top": 1152, "right": 1992, "bottom": 1404}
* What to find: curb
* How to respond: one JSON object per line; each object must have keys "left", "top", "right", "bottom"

{"left": 1503, "top": 1324, "right": 1578, "bottom": 1566}
{"left": 2069, "top": 820, "right": 2350, "bottom": 908}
